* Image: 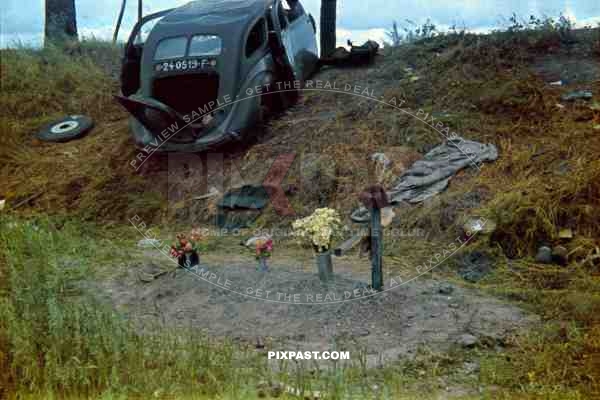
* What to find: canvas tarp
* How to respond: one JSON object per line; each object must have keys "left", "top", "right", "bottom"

{"left": 351, "top": 136, "right": 498, "bottom": 222}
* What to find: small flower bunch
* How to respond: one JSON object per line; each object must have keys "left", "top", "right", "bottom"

{"left": 170, "top": 228, "right": 206, "bottom": 258}
{"left": 255, "top": 238, "right": 274, "bottom": 260}
{"left": 292, "top": 208, "right": 343, "bottom": 253}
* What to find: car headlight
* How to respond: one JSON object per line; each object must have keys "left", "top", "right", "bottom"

{"left": 154, "top": 36, "right": 188, "bottom": 60}
{"left": 189, "top": 35, "right": 222, "bottom": 56}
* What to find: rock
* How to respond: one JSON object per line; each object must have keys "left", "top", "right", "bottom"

{"left": 438, "top": 283, "right": 455, "bottom": 295}
{"left": 256, "top": 381, "right": 268, "bottom": 398}
{"left": 457, "top": 251, "right": 494, "bottom": 282}
{"left": 552, "top": 245, "right": 568, "bottom": 266}
{"left": 354, "top": 327, "right": 370, "bottom": 337}
{"left": 137, "top": 238, "right": 161, "bottom": 248}
{"left": 535, "top": 246, "right": 553, "bottom": 264}
{"left": 463, "top": 361, "right": 480, "bottom": 374}
{"left": 457, "top": 334, "right": 478, "bottom": 348}
{"left": 0, "top": 199, "right": 5, "bottom": 211}
{"left": 270, "top": 382, "right": 284, "bottom": 398}
{"left": 561, "top": 90, "right": 593, "bottom": 102}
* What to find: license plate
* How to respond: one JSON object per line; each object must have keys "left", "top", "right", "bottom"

{"left": 155, "top": 58, "right": 216, "bottom": 73}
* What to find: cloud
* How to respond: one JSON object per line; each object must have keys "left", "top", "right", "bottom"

{"left": 2, "top": 0, "right": 599, "bottom": 49}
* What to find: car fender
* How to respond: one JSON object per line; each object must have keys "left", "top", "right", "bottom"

{"left": 225, "top": 57, "right": 277, "bottom": 133}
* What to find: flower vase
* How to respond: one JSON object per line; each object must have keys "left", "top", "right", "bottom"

{"left": 178, "top": 251, "right": 199, "bottom": 268}
{"left": 257, "top": 257, "right": 269, "bottom": 272}
{"left": 316, "top": 251, "right": 333, "bottom": 281}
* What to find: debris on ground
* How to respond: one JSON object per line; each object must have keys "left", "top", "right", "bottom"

{"left": 561, "top": 90, "right": 593, "bottom": 102}
{"left": 438, "top": 283, "right": 455, "bottom": 295}
{"left": 456, "top": 334, "right": 478, "bottom": 348}
{"left": 217, "top": 185, "right": 270, "bottom": 229}
{"left": 320, "top": 40, "right": 379, "bottom": 67}
{"left": 137, "top": 238, "right": 161, "bottom": 248}
{"left": 535, "top": 246, "right": 553, "bottom": 264}
{"left": 549, "top": 80, "right": 563, "bottom": 86}
{"left": 462, "top": 217, "right": 497, "bottom": 236}
{"left": 36, "top": 115, "right": 94, "bottom": 142}
{"left": 193, "top": 187, "right": 220, "bottom": 200}
{"left": 552, "top": 245, "right": 568, "bottom": 266}
{"left": 352, "top": 137, "right": 498, "bottom": 222}
{"left": 456, "top": 251, "right": 495, "bottom": 282}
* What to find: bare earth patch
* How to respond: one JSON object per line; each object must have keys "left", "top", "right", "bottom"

{"left": 99, "top": 253, "right": 539, "bottom": 368}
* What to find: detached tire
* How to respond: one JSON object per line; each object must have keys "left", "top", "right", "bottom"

{"left": 37, "top": 115, "right": 94, "bottom": 143}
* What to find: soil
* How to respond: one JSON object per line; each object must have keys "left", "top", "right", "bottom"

{"left": 99, "top": 252, "right": 539, "bottom": 368}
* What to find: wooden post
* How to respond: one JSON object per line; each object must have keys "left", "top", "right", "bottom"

{"left": 359, "top": 185, "right": 389, "bottom": 292}
{"left": 370, "top": 206, "right": 383, "bottom": 291}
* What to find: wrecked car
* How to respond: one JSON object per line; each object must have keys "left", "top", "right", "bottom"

{"left": 116, "top": 0, "right": 319, "bottom": 152}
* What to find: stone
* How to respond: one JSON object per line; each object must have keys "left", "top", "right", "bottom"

{"left": 552, "top": 245, "right": 568, "bottom": 266}
{"left": 438, "top": 283, "right": 455, "bottom": 295}
{"left": 457, "top": 251, "right": 494, "bottom": 282}
{"left": 457, "top": 334, "right": 478, "bottom": 348}
{"left": 137, "top": 238, "right": 161, "bottom": 248}
{"left": 463, "top": 361, "right": 480, "bottom": 374}
{"left": 535, "top": 246, "right": 553, "bottom": 264}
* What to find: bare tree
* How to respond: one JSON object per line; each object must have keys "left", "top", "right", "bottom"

{"left": 45, "top": 0, "right": 78, "bottom": 44}
{"left": 320, "top": 0, "right": 336, "bottom": 57}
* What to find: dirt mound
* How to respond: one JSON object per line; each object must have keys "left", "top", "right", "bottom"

{"left": 100, "top": 255, "right": 539, "bottom": 367}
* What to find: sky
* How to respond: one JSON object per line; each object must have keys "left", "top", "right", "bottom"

{"left": 1, "top": 0, "right": 599, "bottom": 48}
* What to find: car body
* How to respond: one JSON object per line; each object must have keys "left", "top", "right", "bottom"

{"left": 116, "top": 0, "right": 319, "bottom": 152}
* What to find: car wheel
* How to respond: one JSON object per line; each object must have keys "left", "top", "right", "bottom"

{"left": 37, "top": 115, "right": 94, "bottom": 143}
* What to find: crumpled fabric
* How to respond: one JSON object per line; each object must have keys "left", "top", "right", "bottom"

{"left": 351, "top": 136, "right": 498, "bottom": 222}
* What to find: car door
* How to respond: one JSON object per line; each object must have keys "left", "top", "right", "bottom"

{"left": 274, "top": 1, "right": 297, "bottom": 78}
{"left": 282, "top": 0, "right": 319, "bottom": 80}
{"left": 121, "top": 8, "right": 174, "bottom": 95}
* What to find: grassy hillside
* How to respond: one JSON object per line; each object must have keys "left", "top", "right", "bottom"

{"left": 1, "top": 20, "right": 600, "bottom": 399}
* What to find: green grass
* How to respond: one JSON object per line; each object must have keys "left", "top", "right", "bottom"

{"left": 1, "top": 217, "right": 490, "bottom": 399}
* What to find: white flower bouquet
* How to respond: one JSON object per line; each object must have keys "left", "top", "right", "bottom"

{"left": 292, "top": 208, "right": 343, "bottom": 253}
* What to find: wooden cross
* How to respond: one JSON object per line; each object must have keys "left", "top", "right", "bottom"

{"left": 359, "top": 185, "right": 389, "bottom": 291}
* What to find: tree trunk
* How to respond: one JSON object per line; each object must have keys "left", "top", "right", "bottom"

{"left": 320, "top": 0, "right": 336, "bottom": 57}
{"left": 45, "top": 0, "right": 78, "bottom": 44}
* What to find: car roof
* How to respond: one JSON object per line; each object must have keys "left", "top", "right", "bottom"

{"left": 160, "top": 0, "right": 273, "bottom": 25}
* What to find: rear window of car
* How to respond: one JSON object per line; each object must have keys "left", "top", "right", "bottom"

{"left": 154, "top": 37, "right": 188, "bottom": 60}
{"left": 189, "top": 35, "right": 222, "bottom": 56}
{"left": 246, "top": 19, "right": 266, "bottom": 57}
